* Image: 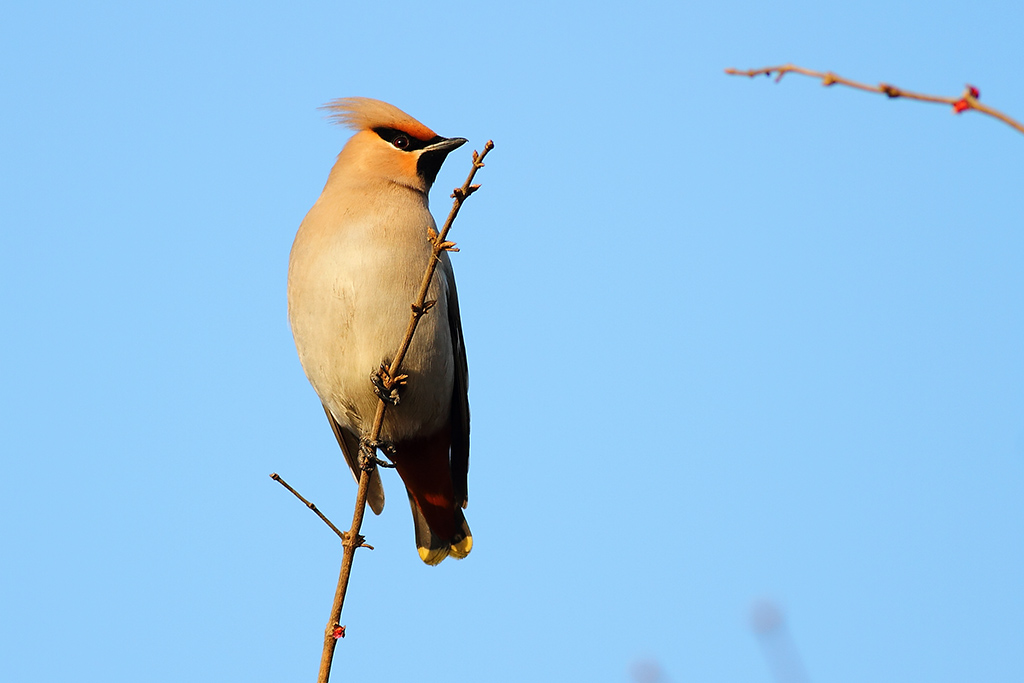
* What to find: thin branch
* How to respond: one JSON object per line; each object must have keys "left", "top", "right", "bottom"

{"left": 383, "top": 140, "right": 495, "bottom": 384}
{"left": 315, "top": 139, "right": 495, "bottom": 683}
{"left": 725, "top": 63, "right": 1024, "bottom": 136}
{"left": 270, "top": 472, "right": 346, "bottom": 541}
{"left": 316, "top": 466, "right": 371, "bottom": 682}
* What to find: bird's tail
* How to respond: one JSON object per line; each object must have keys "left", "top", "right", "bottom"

{"left": 407, "top": 490, "right": 472, "bottom": 565}
{"left": 393, "top": 424, "right": 472, "bottom": 565}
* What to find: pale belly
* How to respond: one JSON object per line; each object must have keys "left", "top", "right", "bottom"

{"left": 289, "top": 233, "right": 454, "bottom": 442}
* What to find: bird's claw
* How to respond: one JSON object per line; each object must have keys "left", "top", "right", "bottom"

{"left": 371, "top": 364, "right": 407, "bottom": 405}
{"left": 358, "top": 437, "right": 397, "bottom": 469}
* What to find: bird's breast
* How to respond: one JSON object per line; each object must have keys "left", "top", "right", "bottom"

{"left": 288, "top": 193, "right": 454, "bottom": 441}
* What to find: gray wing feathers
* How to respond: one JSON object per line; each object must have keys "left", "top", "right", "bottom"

{"left": 322, "top": 402, "right": 385, "bottom": 515}
{"left": 443, "top": 256, "right": 471, "bottom": 509}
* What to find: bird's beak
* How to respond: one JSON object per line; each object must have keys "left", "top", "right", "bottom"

{"left": 423, "top": 136, "right": 468, "bottom": 155}
{"left": 417, "top": 137, "right": 468, "bottom": 186}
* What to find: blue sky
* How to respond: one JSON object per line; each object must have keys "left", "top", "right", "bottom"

{"left": 2, "top": 1, "right": 1022, "bottom": 681}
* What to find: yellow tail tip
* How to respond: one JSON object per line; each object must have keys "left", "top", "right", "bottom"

{"left": 417, "top": 546, "right": 449, "bottom": 566}
{"left": 450, "top": 534, "right": 472, "bottom": 559}
{"left": 417, "top": 535, "right": 472, "bottom": 565}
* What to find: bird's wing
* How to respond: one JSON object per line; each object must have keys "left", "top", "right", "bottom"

{"left": 442, "top": 253, "right": 471, "bottom": 509}
{"left": 321, "top": 402, "right": 385, "bottom": 514}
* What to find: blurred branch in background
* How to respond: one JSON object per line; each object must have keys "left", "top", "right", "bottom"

{"left": 751, "top": 600, "right": 811, "bottom": 683}
{"left": 725, "top": 64, "right": 1024, "bottom": 136}
{"left": 630, "top": 658, "right": 671, "bottom": 683}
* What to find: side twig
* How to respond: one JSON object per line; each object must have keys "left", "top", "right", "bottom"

{"left": 315, "top": 139, "right": 494, "bottom": 683}
{"left": 270, "top": 473, "right": 347, "bottom": 542}
{"left": 725, "top": 63, "right": 1024, "bottom": 136}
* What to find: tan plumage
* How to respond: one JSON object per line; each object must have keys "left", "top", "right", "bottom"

{"left": 288, "top": 98, "right": 471, "bottom": 565}
{"left": 323, "top": 97, "right": 438, "bottom": 141}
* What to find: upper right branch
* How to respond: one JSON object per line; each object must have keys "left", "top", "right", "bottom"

{"left": 725, "top": 63, "right": 1024, "bottom": 136}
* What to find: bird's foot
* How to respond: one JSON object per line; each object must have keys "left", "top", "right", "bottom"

{"left": 371, "top": 364, "right": 407, "bottom": 405}
{"left": 359, "top": 437, "right": 397, "bottom": 469}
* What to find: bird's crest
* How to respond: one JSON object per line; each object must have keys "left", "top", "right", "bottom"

{"left": 323, "top": 97, "right": 437, "bottom": 141}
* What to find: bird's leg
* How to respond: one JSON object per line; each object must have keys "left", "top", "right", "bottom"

{"left": 359, "top": 436, "right": 397, "bottom": 469}
{"left": 371, "top": 363, "right": 407, "bottom": 405}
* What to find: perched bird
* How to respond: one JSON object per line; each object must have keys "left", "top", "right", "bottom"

{"left": 288, "top": 98, "right": 472, "bottom": 565}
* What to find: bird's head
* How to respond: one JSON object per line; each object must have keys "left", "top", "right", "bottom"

{"left": 323, "top": 97, "right": 467, "bottom": 194}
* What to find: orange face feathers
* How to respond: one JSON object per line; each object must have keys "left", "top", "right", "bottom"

{"left": 323, "top": 97, "right": 437, "bottom": 141}
{"left": 321, "top": 98, "right": 467, "bottom": 194}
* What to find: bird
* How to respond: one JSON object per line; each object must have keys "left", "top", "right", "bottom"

{"left": 287, "top": 98, "right": 472, "bottom": 565}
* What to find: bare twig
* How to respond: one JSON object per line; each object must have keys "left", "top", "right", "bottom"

{"left": 381, "top": 139, "right": 494, "bottom": 387}
{"left": 314, "top": 140, "right": 494, "bottom": 683}
{"left": 270, "top": 473, "right": 346, "bottom": 541}
{"left": 725, "top": 63, "right": 1024, "bottom": 136}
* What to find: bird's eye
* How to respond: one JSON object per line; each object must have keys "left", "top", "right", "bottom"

{"left": 392, "top": 135, "right": 410, "bottom": 150}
